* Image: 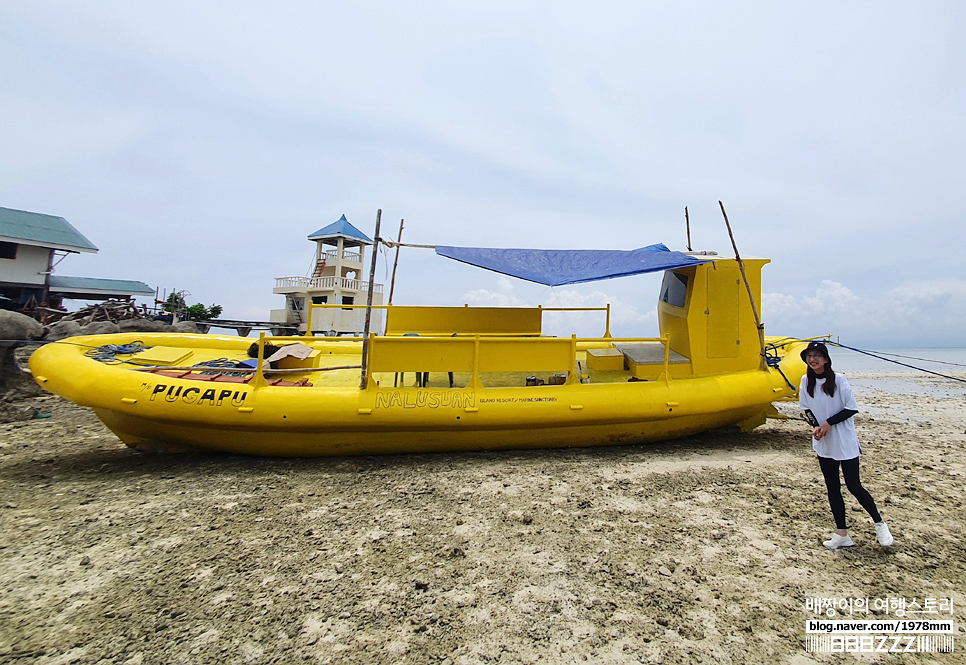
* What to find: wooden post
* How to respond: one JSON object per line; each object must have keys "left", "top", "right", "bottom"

{"left": 360, "top": 209, "right": 382, "bottom": 389}
{"left": 719, "top": 201, "right": 766, "bottom": 370}
{"left": 685, "top": 206, "right": 692, "bottom": 252}
{"left": 388, "top": 218, "right": 404, "bottom": 305}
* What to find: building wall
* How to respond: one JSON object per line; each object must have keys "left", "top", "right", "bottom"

{"left": 270, "top": 297, "right": 385, "bottom": 335}
{"left": 0, "top": 243, "right": 50, "bottom": 286}
{"left": 309, "top": 300, "right": 384, "bottom": 335}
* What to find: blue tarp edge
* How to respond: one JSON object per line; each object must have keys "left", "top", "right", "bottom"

{"left": 434, "top": 244, "right": 710, "bottom": 287}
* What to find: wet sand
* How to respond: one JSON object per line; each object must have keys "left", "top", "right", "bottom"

{"left": 1, "top": 371, "right": 964, "bottom": 664}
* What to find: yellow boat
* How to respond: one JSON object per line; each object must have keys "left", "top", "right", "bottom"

{"left": 29, "top": 250, "right": 810, "bottom": 457}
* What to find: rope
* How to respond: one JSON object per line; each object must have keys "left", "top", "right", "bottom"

{"left": 192, "top": 358, "right": 245, "bottom": 375}
{"left": 828, "top": 342, "right": 966, "bottom": 384}
{"left": 379, "top": 239, "right": 436, "bottom": 250}
{"left": 84, "top": 342, "right": 150, "bottom": 363}
{"left": 763, "top": 341, "right": 797, "bottom": 391}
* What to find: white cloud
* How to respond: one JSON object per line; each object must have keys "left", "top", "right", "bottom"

{"left": 462, "top": 276, "right": 528, "bottom": 308}
{"left": 764, "top": 279, "right": 966, "bottom": 347}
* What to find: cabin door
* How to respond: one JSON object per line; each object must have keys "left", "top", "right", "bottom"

{"left": 706, "top": 268, "right": 740, "bottom": 358}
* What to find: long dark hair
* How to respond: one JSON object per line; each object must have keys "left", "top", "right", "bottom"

{"left": 806, "top": 361, "right": 836, "bottom": 398}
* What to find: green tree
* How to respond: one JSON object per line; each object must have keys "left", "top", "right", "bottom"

{"left": 164, "top": 292, "right": 186, "bottom": 313}
{"left": 183, "top": 303, "right": 223, "bottom": 321}
{"left": 163, "top": 293, "right": 222, "bottom": 320}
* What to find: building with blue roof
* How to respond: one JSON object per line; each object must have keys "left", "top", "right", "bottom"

{"left": 272, "top": 214, "right": 384, "bottom": 335}
{"left": 0, "top": 206, "right": 154, "bottom": 310}
{"left": 307, "top": 214, "right": 374, "bottom": 244}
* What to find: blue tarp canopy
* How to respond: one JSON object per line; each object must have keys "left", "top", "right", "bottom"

{"left": 434, "top": 243, "right": 710, "bottom": 287}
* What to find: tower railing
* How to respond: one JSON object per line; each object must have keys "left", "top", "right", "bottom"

{"left": 322, "top": 249, "right": 362, "bottom": 263}
{"left": 275, "top": 276, "right": 384, "bottom": 292}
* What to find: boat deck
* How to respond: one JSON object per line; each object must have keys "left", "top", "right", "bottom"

{"left": 127, "top": 341, "right": 692, "bottom": 389}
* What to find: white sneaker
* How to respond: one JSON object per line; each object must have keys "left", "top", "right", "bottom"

{"left": 823, "top": 533, "right": 855, "bottom": 550}
{"left": 875, "top": 522, "right": 894, "bottom": 547}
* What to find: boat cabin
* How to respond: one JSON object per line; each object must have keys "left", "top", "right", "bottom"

{"left": 655, "top": 257, "right": 769, "bottom": 376}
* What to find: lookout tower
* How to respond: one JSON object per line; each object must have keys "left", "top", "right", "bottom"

{"left": 271, "top": 215, "right": 384, "bottom": 335}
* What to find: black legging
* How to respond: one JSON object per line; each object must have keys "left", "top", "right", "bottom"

{"left": 817, "top": 456, "right": 882, "bottom": 530}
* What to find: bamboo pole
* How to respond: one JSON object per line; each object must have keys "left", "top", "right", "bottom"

{"left": 360, "top": 209, "right": 382, "bottom": 389}
{"left": 388, "top": 218, "right": 404, "bottom": 304}
{"left": 685, "top": 206, "right": 692, "bottom": 251}
{"left": 718, "top": 201, "right": 766, "bottom": 370}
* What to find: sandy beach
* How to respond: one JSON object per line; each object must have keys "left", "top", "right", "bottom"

{"left": 1, "top": 370, "right": 964, "bottom": 664}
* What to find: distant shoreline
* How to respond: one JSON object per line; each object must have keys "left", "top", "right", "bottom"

{"left": 828, "top": 346, "right": 966, "bottom": 374}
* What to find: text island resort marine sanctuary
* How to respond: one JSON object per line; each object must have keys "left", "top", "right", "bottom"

{"left": 30, "top": 214, "right": 819, "bottom": 457}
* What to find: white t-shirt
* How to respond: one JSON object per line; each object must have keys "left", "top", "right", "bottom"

{"left": 799, "top": 372, "right": 860, "bottom": 460}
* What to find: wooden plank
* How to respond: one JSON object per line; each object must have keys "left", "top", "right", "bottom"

{"left": 614, "top": 342, "right": 689, "bottom": 365}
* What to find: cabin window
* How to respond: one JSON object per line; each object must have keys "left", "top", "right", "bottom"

{"left": 312, "top": 295, "right": 327, "bottom": 304}
{"left": 660, "top": 271, "right": 689, "bottom": 308}
{"left": 342, "top": 295, "right": 354, "bottom": 310}
{"left": 290, "top": 297, "right": 305, "bottom": 311}
{"left": 0, "top": 241, "right": 17, "bottom": 260}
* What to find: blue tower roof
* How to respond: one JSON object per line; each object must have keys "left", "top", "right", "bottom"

{"left": 307, "top": 215, "right": 373, "bottom": 245}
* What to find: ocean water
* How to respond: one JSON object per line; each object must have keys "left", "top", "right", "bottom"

{"left": 826, "top": 347, "right": 966, "bottom": 398}
{"left": 828, "top": 347, "right": 966, "bottom": 373}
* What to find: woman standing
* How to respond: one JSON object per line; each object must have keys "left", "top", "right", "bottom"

{"left": 799, "top": 341, "right": 894, "bottom": 550}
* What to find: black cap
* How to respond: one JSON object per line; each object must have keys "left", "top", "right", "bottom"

{"left": 800, "top": 341, "right": 830, "bottom": 362}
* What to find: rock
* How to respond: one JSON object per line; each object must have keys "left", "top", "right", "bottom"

{"left": 0, "top": 311, "right": 43, "bottom": 340}
{"left": 171, "top": 321, "right": 199, "bottom": 333}
{"left": 13, "top": 346, "right": 37, "bottom": 368}
{"left": 119, "top": 319, "right": 170, "bottom": 333}
{"left": 80, "top": 321, "right": 121, "bottom": 336}
{"left": 1, "top": 335, "right": 44, "bottom": 397}
{"left": 45, "top": 320, "right": 83, "bottom": 341}
{"left": 0, "top": 402, "right": 37, "bottom": 423}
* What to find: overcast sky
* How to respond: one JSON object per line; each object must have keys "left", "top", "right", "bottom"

{"left": 2, "top": 1, "right": 963, "bottom": 347}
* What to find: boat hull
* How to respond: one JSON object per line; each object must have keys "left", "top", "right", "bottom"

{"left": 29, "top": 333, "right": 808, "bottom": 457}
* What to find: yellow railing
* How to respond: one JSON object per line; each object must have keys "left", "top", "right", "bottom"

{"left": 248, "top": 330, "right": 673, "bottom": 390}
{"left": 540, "top": 305, "right": 612, "bottom": 338}
{"left": 303, "top": 303, "right": 612, "bottom": 338}
{"left": 366, "top": 334, "right": 581, "bottom": 387}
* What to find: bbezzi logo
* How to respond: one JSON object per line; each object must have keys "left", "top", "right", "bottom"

{"left": 375, "top": 390, "right": 475, "bottom": 410}
{"left": 147, "top": 383, "right": 248, "bottom": 407}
